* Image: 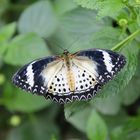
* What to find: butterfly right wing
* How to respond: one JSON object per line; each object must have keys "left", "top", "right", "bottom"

{"left": 12, "top": 56, "right": 62, "bottom": 95}
{"left": 75, "top": 49, "right": 126, "bottom": 84}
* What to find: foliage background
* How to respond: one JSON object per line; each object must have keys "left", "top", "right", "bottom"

{"left": 0, "top": 0, "right": 140, "bottom": 140}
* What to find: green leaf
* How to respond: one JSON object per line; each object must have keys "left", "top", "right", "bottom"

{"left": 124, "top": 116, "right": 140, "bottom": 132}
{"left": 103, "top": 111, "right": 128, "bottom": 131}
{"left": 54, "top": 0, "right": 78, "bottom": 15}
{"left": 111, "top": 116, "right": 140, "bottom": 140}
{"left": 0, "top": 22, "right": 16, "bottom": 55}
{"left": 18, "top": 1, "right": 58, "bottom": 38}
{"left": 90, "top": 27, "right": 121, "bottom": 50}
{"left": 93, "top": 95, "right": 121, "bottom": 115}
{"left": 66, "top": 104, "right": 91, "bottom": 132}
{"left": 122, "top": 78, "right": 140, "bottom": 105}
{"left": 4, "top": 33, "right": 51, "bottom": 66}
{"left": 0, "top": 22, "right": 16, "bottom": 43}
{"left": 97, "top": 0, "right": 126, "bottom": 18}
{"left": 74, "top": 0, "right": 100, "bottom": 10}
{"left": 7, "top": 111, "right": 60, "bottom": 140}
{"left": 74, "top": 0, "right": 126, "bottom": 18}
{"left": 49, "top": 8, "right": 105, "bottom": 54}
{"left": 3, "top": 82, "right": 51, "bottom": 113}
{"left": 60, "top": 8, "right": 105, "bottom": 36}
{"left": 121, "top": 54, "right": 140, "bottom": 105}
{"left": 111, "top": 126, "right": 125, "bottom": 140}
{"left": 65, "top": 101, "right": 89, "bottom": 119}
{"left": 86, "top": 110, "right": 108, "bottom": 140}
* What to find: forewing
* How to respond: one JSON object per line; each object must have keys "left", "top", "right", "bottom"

{"left": 75, "top": 49, "right": 126, "bottom": 84}
{"left": 12, "top": 56, "right": 59, "bottom": 95}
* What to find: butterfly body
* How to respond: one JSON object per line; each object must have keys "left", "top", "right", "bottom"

{"left": 12, "top": 49, "right": 126, "bottom": 104}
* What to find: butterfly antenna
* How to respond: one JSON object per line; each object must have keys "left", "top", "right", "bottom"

{"left": 65, "top": 36, "right": 81, "bottom": 51}
{"left": 45, "top": 36, "right": 81, "bottom": 52}
{"left": 46, "top": 39, "right": 65, "bottom": 52}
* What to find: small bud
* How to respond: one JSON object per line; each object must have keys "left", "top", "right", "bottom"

{"left": 0, "top": 74, "right": 5, "bottom": 85}
{"left": 118, "top": 19, "right": 128, "bottom": 27}
{"left": 10, "top": 115, "right": 21, "bottom": 127}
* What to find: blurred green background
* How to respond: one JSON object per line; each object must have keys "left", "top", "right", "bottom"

{"left": 0, "top": 0, "right": 140, "bottom": 140}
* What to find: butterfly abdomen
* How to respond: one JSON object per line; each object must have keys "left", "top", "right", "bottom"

{"left": 65, "top": 55, "right": 75, "bottom": 92}
{"left": 67, "top": 70, "right": 75, "bottom": 92}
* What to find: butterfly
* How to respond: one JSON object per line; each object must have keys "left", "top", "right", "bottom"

{"left": 12, "top": 49, "right": 126, "bottom": 104}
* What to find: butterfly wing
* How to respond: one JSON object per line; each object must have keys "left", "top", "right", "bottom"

{"left": 12, "top": 56, "right": 60, "bottom": 95}
{"left": 75, "top": 49, "right": 126, "bottom": 84}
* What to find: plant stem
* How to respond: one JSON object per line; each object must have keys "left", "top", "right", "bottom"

{"left": 111, "top": 29, "right": 140, "bottom": 51}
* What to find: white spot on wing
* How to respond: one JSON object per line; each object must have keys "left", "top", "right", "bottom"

{"left": 100, "top": 50, "right": 114, "bottom": 74}
{"left": 26, "top": 62, "right": 35, "bottom": 87}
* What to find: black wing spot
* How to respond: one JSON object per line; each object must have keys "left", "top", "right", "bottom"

{"left": 63, "top": 88, "right": 66, "bottom": 92}
{"left": 57, "top": 78, "right": 60, "bottom": 82}
{"left": 80, "top": 85, "right": 83, "bottom": 89}
{"left": 92, "top": 78, "right": 95, "bottom": 81}
{"left": 85, "top": 84, "right": 88, "bottom": 87}
{"left": 82, "top": 73, "right": 85, "bottom": 77}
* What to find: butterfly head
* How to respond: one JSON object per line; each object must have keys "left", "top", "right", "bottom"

{"left": 63, "top": 49, "right": 70, "bottom": 55}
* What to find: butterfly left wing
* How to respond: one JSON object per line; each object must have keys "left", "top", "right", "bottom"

{"left": 12, "top": 56, "right": 61, "bottom": 95}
